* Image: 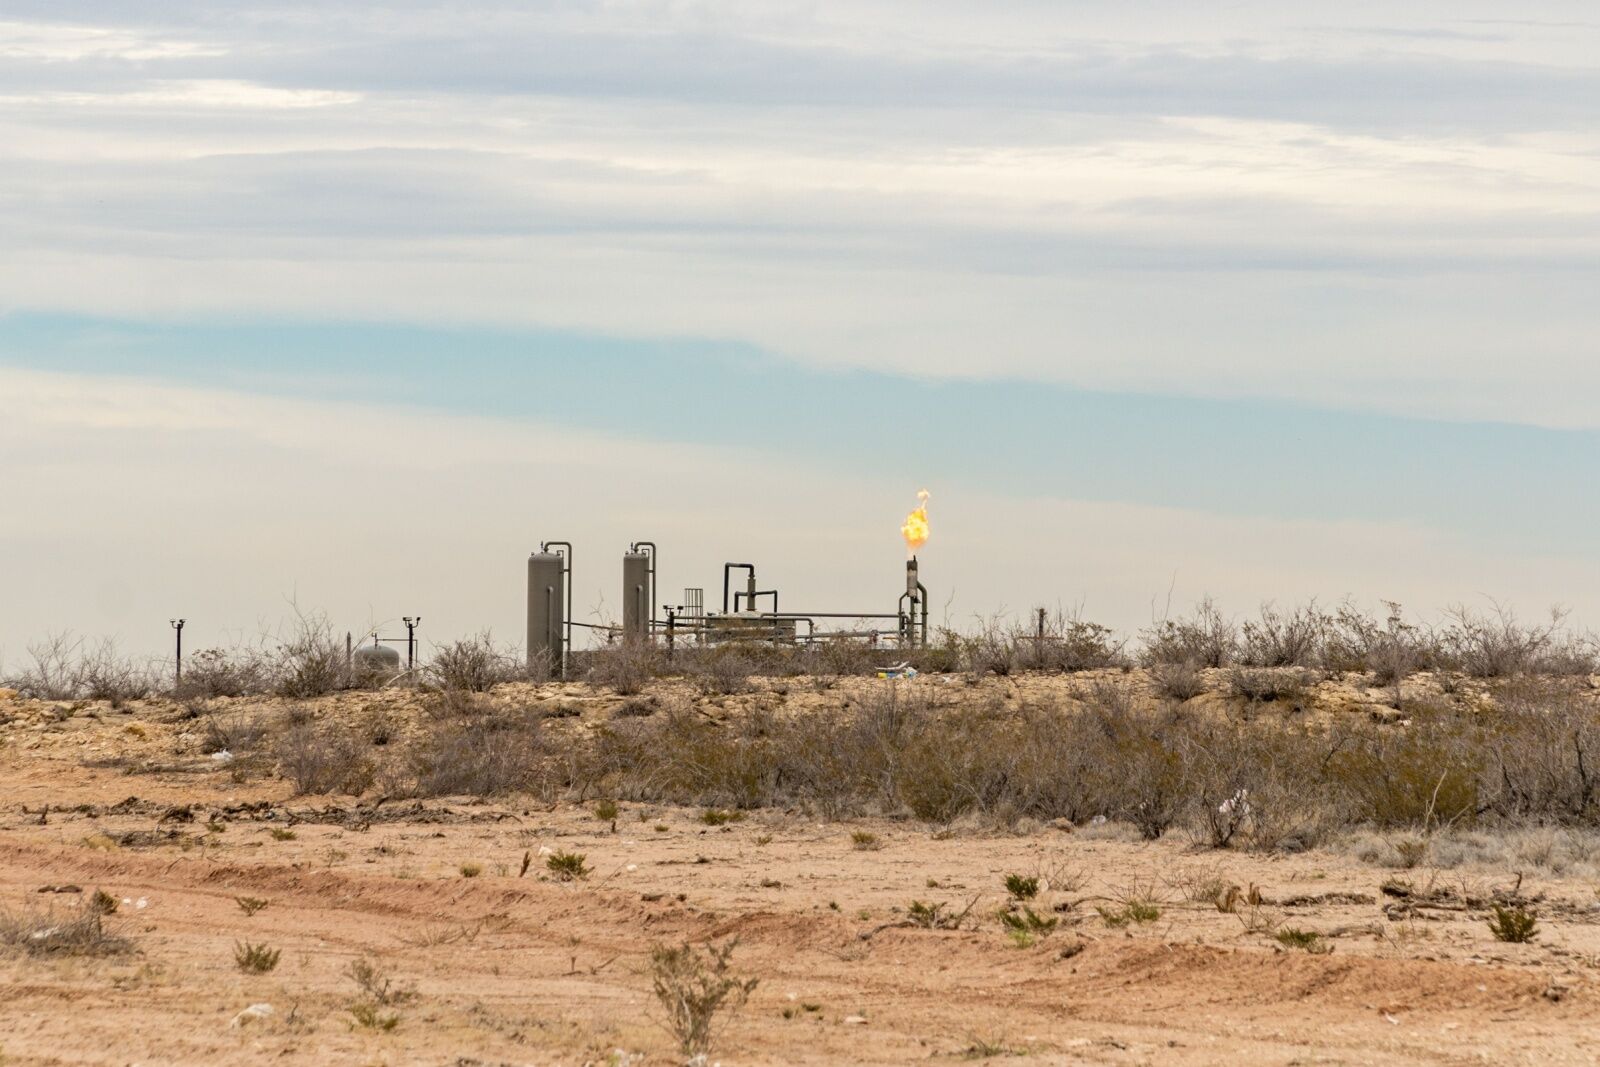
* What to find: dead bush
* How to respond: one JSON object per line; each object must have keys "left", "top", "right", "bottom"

{"left": 404, "top": 714, "right": 548, "bottom": 798}
{"left": 275, "top": 724, "right": 374, "bottom": 795}
{"left": 585, "top": 640, "right": 658, "bottom": 695}
{"left": 76, "top": 639, "right": 157, "bottom": 707}
{"left": 5, "top": 630, "right": 84, "bottom": 700}
{"left": 428, "top": 632, "right": 517, "bottom": 692}
{"left": 178, "top": 647, "right": 269, "bottom": 698}
{"left": 962, "top": 624, "right": 1018, "bottom": 678}
{"left": 271, "top": 611, "right": 346, "bottom": 698}
{"left": 0, "top": 899, "right": 133, "bottom": 958}
{"left": 1150, "top": 660, "right": 1207, "bottom": 701}
{"left": 1439, "top": 603, "right": 1591, "bottom": 678}
{"left": 1141, "top": 597, "right": 1238, "bottom": 668}
{"left": 1018, "top": 611, "right": 1127, "bottom": 673}
{"left": 1239, "top": 603, "right": 1325, "bottom": 668}
{"left": 683, "top": 645, "right": 755, "bottom": 696}
{"left": 1227, "top": 667, "right": 1311, "bottom": 705}
{"left": 1479, "top": 680, "right": 1600, "bottom": 820}
{"left": 202, "top": 708, "right": 270, "bottom": 754}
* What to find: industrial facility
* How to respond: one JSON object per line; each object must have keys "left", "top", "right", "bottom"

{"left": 527, "top": 493, "right": 932, "bottom": 674}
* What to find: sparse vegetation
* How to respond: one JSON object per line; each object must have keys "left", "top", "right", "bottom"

{"left": 1273, "top": 927, "right": 1330, "bottom": 953}
{"left": 428, "top": 632, "right": 518, "bottom": 692}
{"left": 0, "top": 901, "right": 132, "bottom": 958}
{"left": 346, "top": 957, "right": 416, "bottom": 1006}
{"left": 997, "top": 906, "right": 1058, "bottom": 946}
{"left": 1003, "top": 874, "right": 1039, "bottom": 900}
{"left": 235, "top": 896, "right": 270, "bottom": 916}
{"left": 1488, "top": 905, "right": 1539, "bottom": 943}
{"left": 648, "top": 939, "right": 758, "bottom": 1058}
{"left": 234, "top": 941, "right": 281, "bottom": 973}
{"left": 349, "top": 1001, "right": 401, "bottom": 1031}
{"left": 546, "top": 850, "right": 590, "bottom": 881}
{"left": 850, "top": 830, "right": 882, "bottom": 851}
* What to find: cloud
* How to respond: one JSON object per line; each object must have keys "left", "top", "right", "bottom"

{"left": 0, "top": 3, "right": 1596, "bottom": 429}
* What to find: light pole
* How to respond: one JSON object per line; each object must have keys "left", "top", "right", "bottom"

{"left": 169, "top": 619, "right": 185, "bottom": 689}
{"left": 402, "top": 616, "right": 421, "bottom": 670}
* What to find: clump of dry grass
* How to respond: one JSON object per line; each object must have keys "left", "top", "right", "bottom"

{"left": 0, "top": 900, "right": 133, "bottom": 958}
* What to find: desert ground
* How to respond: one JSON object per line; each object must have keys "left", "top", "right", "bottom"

{"left": 3, "top": 669, "right": 1600, "bottom": 1066}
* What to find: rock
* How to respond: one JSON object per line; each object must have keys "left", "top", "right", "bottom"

{"left": 230, "top": 1003, "right": 274, "bottom": 1029}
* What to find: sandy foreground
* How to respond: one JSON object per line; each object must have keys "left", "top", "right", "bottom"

{"left": 2, "top": 679, "right": 1600, "bottom": 1065}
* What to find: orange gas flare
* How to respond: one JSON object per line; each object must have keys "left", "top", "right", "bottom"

{"left": 900, "top": 489, "right": 930, "bottom": 557}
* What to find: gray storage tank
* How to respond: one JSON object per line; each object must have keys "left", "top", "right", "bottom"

{"left": 527, "top": 550, "right": 566, "bottom": 671}
{"left": 622, "top": 551, "right": 651, "bottom": 640}
{"left": 351, "top": 641, "right": 401, "bottom": 684}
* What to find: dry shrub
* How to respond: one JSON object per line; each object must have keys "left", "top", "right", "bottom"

{"left": 1150, "top": 660, "right": 1207, "bottom": 701}
{"left": 1016, "top": 611, "right": 1127, "bottom": 673}
{"left": 1328, "top": 708, "right": 1482, "bottom": 829}
{"left": 201, "top": 707, "right": 270, "bottom": 754}
{"left": 428, "top": 632, "right": 517, "bottom": 692}
{"left": 77, "top": 639, "right": 157, "bottom": 707}
{"left": 584, "top": 640, "right": 658, "bottom": 695}
{"left": 4, "top": 632, "right": 155, "bottom": 704}
{"left": 403, "top": 713, "right": 548, "bottom": 798}
{"left": 4, "top": 630, "right": 83, "bottom": 700}
{"left": 1438, "top": 604, "right": 1594, "bottom": 678}
{"left": 1226, "top": 666, "right": 1311, "bottom": 705}
{"left": 275, "top": 723, "right": 374, "bottom": 796}
{"left": 962, "top": 624, "right": 1018, "bottom": 678}
{"left": 682, "top": 645, "right": 755, "bottom": 696}
{"left": 179, "top": 647, "right": 269, "bottom": 698}
{"left": 1478, "top": 680, "right": 1600, "bottom": 820}
{"left": 0, "top": 900, "right": 133, "bottom": 958}
{"left": 594, "top": 701, "right": 778, "bottom": 809}
{"left": 815, "top": 639, "right": 878, "bottom": 679}
{"left": 271, "top": 611, "right": 346, "bottom": 698}
{"left": 1239, "top": 603, "right": 1326, "bottom": 668}
{"left": 650, "top": 939, "right": 757, "bottom": 1058}
{"left": 1141, "top": 597, "right": 1238, "bottom": 669}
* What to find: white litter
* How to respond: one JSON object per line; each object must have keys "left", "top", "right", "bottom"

{"left": 230, "top": 1003, "right": 274, "bottom": 1029}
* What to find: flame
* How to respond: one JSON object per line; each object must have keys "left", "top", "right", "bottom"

{"left": 900, "top": 489, "right": 930, "bottom": 557}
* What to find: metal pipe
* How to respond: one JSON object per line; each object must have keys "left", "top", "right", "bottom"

{"left": 545, "top": 585, "right": 557, "bottom": 660}
{"left": 630, "top": 542, "right": 657, "bottom": 626}
{"left": 917, "top": 581, "right": 929, "bottom": 647}
{"left": 722, "top": 563, "right": 755, "bottom": 614}
{"left": 169, "top": 618, "right": 185, "bottom": 689}
{"left": 734, "top": 589, "right": 779, "bottom": 613}
{"left": 733, "top": 611, "right": 902, "bottom": 619}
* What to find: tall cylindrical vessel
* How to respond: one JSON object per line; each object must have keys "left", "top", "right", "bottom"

{"left": 622, "top": 552, "right": 651, "bottom": 640}
{"left": 528, "top": 552, "right": 565, "bottom": 669}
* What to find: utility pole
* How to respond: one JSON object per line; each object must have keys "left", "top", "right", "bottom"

{"left": 402, "top": 616, "right": 421, "bottom": 670}
{"left": 169, "top": 619, "right": 185, "bottom": 689}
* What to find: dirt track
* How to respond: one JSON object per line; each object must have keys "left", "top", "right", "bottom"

{"left": 3, "top": 682, "right": 1600, "bottom": 1064}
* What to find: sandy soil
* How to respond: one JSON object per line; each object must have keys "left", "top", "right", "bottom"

{"left": 2, "top": 679, "right": 1600, "bottom": 1065}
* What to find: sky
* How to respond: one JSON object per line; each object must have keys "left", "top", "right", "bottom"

{"left": 2, "top": 2, "right": 1598, "bottom": 663}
